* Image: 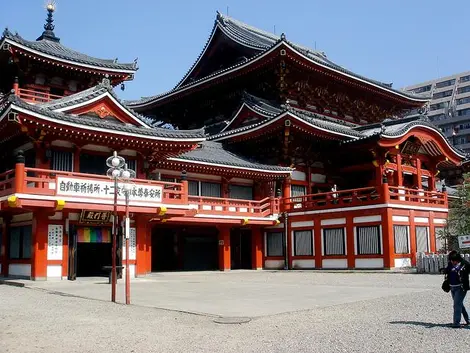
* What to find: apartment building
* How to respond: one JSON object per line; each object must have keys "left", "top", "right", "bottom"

{"left": 403, "top": 72, "right": 470, "bottom": 153}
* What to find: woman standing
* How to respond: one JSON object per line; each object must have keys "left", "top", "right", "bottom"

{"left": 445, "top": 251, "right": 470, "bottom": 328}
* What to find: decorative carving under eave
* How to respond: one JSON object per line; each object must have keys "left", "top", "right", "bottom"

{"left": 276, "top": 59, "right": 289, "bottom": 101}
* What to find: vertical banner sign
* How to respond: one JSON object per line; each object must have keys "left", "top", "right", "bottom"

{"left": 47, "top": 225, "right": 63, "bottom": 260}
{"left": 122, "top": 228, "right": 136, "bottom": 260}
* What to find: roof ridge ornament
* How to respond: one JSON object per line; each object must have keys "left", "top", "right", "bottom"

{"left": 100, "top": 74, "right": 112, "bottom": 89}
{"left": 37, "top": 1, "right": 60, "bottom": 43}
{"left": 280, "top": 33, "right": 286, "bottom": 41}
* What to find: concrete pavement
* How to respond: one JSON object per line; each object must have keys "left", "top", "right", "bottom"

{"left": 9, "top": 270, "right": 436, "bottom": 317}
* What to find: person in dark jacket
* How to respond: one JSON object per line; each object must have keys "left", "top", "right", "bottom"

{"left": 445, "top": 251, "right": 470, "bottom": 328}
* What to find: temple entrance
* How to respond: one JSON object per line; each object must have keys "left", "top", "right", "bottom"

{"left": 230, "top": 229, "right": 252, "bottom": 269}
{"left": 69, "top": 226, "right": 116, "bottom": 278}
{"left": 151, "top": 226, "right": 218, "bottom": 271}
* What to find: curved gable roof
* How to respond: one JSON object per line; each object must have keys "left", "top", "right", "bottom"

{"left": 127, "top": 13, "right": 428, "bottom": 108}
{"left": 2, "top": 29, "right": 136, "bottom": 74}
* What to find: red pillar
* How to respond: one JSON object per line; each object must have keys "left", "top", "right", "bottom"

{"left": 382, "top": 208, "right": 395, "bottom": 269}
{"left": 31, "top": 212, "right": 48, "bottom": 280}
{"left": 409, "top": 210, "right": 417, "bottom": 266}
{"left": 218, "top": 227, "right": 231, "bottom": 271}
{"left": 314, "top": 216, "right": 322, "bottom": 268}
{"left": 136, "top": 216, "right": 149, "bottom": 276}
{"left": 346, "top": 216, "right": 355, "bottom": 269}
{"left": 62, "top": 212, "right": 69, "bottom": 278}
{"left": 251, "top": 227, "right": 263, "bottom": 270}
{"left": 415, "top": 158, "right": 422, "bottom": 189}
{"left": 429, "top": 211, "right": 436, "bottom": 253}
{"left": 396, "top": 153, "right": 403, "bottom": 187}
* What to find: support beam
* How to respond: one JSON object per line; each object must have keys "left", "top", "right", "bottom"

{"left": 218, "top": 227, "right": 231, "bottom": 271}
{"left": 31, "top": 213, "right": 48, "bottom": 280}
{"left": 251, "top": 227, "right": 263, "bottom": 270}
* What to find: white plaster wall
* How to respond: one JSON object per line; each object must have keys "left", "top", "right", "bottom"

{"left": 292, "top": 259, "right": 315, "bottom": 269}
{"left": 434, "top": 219, "right": 447, "bottom": 224}
{"left": 392, "top": 215, "right": 410, "bottom": 222}
{"left": 394, "top": 258, "right": 412, "bottom": 268}
{"left": 264, "top": 260, "right": 285, "bottom": 269}
{"left": 414, "top": 217, "right": 429, "bottom": 224}
{"left": 9, "top": 264, "right": 31, "bottom": 277}
{"left": 12, "top": 213, "right": 33, "bottom": 223}
{"left": 47, "top": 265, "right": 62, "bottom": 278}
{"left": 311, "top": 173, "right": 326, "bottom": 183}
{"left": 355, "top": 258, "right": 384, "bottom": 269}
{"left": 230, "top": 178, "right": 254, "bottom": 185}
{"left": 291, "top": 221, "right": 314, "bottom": 228}
{"left": 291, "top": 171, "right": 306, "bottom": 181}
{"left": 322, "top": 259, "right": 348, "bottom": 269}
{"left": 353, "top": 215, "right": 381, "bottom": 223}
{"left": 321, "top": 218, "right": 346, "bottom": 226}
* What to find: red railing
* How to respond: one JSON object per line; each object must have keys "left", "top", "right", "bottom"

{"left": 388, "top": 186, "right": 447, "bottom": 206}
{"left": 282, "top": 185, "right": 448, "bottom": 212}
{"left": 0, "top": 169, "right": 15, "bottom": 197}
{"left": 283, "top": 186, "right": 382, "bottom": 212}
{"left": 17, "top": 88, "right": 63, "bottom": 103}
{"left": 188, "top": 196, "right": 279, "bottom": 217}
{"left": 22, "top": 167, "right": 186, "bottom": 204}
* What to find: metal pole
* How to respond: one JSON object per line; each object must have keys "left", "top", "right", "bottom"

{"left": 111, "top": 177, "right": 118, "bottom": 303}
{"left": 125, "top": 190, "right": 130, "bottom": 305}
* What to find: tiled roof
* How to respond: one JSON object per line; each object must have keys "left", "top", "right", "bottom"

{"left": 211, "top": 94, "right": 363, "bottom": 140}
{"left": 169, "top": 141, "right": 293, "bottom": 173}
{"left": 2, "top": 29, "right": 136, "bottom": 72}
{"left": 38, "top": 80, "right": 152, "bottom": 127}
{"left": 3, "top": 94, "right": 205, "bottom": 141}
{"left": 126, "top": 13, "right": 428, "bottom": 107}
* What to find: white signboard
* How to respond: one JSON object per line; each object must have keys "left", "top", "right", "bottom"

{"left": 122, "top": 228, "right": 136, "bottom": 260}
{"left": 56, "top": 177, "right": 163, "bottom": 202}
{"left": 458, "top": 235, "right": 470, "bottom": 249}
{"left": 47, "top": 224, "right": 63, "bottom": 260}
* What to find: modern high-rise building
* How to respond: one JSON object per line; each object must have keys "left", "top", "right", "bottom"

{"left": 403, "top": 71, "right": 470, "bottom": 154}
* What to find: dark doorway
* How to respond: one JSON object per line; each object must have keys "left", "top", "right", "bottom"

{"left": 231, "top": 228, "right": 252, "bottom": 269}
{"left": 76, "top": 243, "right": 112, "bottom": 277}
{"left": 151, "top": 226, "right": 218, "bottom": 271}
{"left": 182, "top": 235, "right": 218, "bottom": 271}
{"left": 152, "top": 229, "right": 178, "bottom": 271}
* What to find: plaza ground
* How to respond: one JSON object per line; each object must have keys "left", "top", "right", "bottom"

{"left": 1, "top": 272, "right": 468, "bottom": 353}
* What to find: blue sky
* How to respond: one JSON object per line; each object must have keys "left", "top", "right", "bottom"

{"left": 1, "top": 0, "right": 469, "bottom": 100}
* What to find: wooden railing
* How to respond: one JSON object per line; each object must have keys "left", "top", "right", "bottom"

{"left": 1, "top": 163, "right": 448, "bottom": 217}
{"left": 188, "top": 196, "right": 280, "bottom": 217}
{"left": 388, "top": 186, "right": 447, "bottom": 206}
{"left": 282, "top": 185, "right": 448, "bottom": 213}
{"left": 283, "top": 186, "right": 382, "bottom": 212}
{"left": 21, "top": 167, "right": 186, "bottom": 204}
{"left": 0, "top": 169, "right": 15, "bottom": 197}
{"left": 17, "top": 88, "right": 63, "bottom": 103}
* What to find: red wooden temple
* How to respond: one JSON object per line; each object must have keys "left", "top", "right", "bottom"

{"left": 0, "top": 7, "right": 464, "bottom": 280}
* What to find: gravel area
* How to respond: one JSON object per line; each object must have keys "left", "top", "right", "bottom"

{"left": 1, "top": 273, "right": 468, "bottom": 353}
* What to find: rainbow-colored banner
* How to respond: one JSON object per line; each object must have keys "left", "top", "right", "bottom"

{"left": 77, "top": 227, "right": 111, "bottom": 243}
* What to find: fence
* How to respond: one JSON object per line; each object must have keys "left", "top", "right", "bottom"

{"left": 416, "top": 253, "right": 470, "bottom": 273}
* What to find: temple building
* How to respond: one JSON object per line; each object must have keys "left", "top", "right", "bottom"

{"left": 0, "top": 6, "right": 464, "bottom": 280}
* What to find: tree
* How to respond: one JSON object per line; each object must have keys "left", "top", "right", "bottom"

{"left": 438, "top": 173, "right": 470, "bottom": 253}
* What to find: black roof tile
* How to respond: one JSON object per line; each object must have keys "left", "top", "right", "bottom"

{"left": 170, "top": 141, "right": 293, "bottom": 173}
{"left": 2, "top": 29, "right": 136, "bottom": 72}
{"left": 4, "top": 94, "right": 205, "bottom": 140}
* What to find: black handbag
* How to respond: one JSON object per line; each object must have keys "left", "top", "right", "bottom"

{"left": 442, "top": 275, "right": 451, "bottom": 293}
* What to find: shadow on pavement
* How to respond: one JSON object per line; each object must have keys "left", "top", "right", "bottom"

{"left": 390, "top": 321, "right": 469, "bottom": 329}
